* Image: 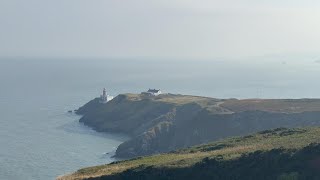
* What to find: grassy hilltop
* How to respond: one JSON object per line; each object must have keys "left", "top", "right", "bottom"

{"left": 75, "top": 93, "right": 320, "bottom": 158}
{"left": 59, "top": 127, "right": 320, "bottom": 180}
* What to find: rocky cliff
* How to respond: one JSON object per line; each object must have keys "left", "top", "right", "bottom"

{"left": 76, "top": 93, "right": 320, "bottom": 158}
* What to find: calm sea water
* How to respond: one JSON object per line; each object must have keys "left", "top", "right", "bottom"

{"left": 0, "top": 58, "right": 320, "bottom": 179}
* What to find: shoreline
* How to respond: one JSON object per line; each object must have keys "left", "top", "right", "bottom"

{"left": 57, "top": 116, "right": 130, "bottom": 178}
{"left": 78, "top": 121, "right": 131, "bottom": 160}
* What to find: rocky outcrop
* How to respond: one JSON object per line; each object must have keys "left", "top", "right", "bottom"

{"left": 76, "top": 94, "right": 320, "bottom": 158}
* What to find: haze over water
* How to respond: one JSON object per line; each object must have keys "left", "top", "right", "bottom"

{"left": 0, "top": 58, "right": 320, "bottom": 179}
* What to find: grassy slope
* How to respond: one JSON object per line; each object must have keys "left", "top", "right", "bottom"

{"left": 59, "top": 127, "right": 320, "bottom": 180}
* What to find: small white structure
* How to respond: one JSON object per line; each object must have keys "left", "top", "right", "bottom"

{"left": 142, "top": 89, "right": 162, "bottom": 96}
{"left": 99, "top": 88, "right": 114, "bottom": 103}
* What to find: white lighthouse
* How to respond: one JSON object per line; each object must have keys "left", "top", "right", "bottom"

{"left": 99, "top": 88, "right": 113, "bottom": 103}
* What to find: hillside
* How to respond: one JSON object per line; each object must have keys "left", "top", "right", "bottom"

{"left": 59, "top": 127, "right": 320, "bottom": 180}
{"left": 75, "top": 93, "right": 320, "bottom": 158}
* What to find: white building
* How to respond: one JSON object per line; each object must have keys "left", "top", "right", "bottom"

{"left": 99, "top": 88, "right": 114, "bottom": 103}
{"left": 142, "top": 89, "right": 162, "bottom": 96}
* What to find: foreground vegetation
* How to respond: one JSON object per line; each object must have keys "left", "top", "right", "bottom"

{"left": 59, "top": 127, "right": 320, "bottom": 180}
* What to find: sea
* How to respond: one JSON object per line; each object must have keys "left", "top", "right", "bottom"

{"left": 0, "top": 57, "right": 320, "bottom": 179}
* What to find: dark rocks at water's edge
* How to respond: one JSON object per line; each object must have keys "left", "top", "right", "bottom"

{"left": 67, "top": 109, "right": 78, "bottom": 113}
{"left": 76, "top": 93, "right": 320, "bottom": 159}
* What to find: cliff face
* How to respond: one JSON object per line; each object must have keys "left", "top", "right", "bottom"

{"left": 76, "top": 94, "right": 320, "bottom": 158}
{"left": 77, "top": 94, "right": 176, "bottom": 136}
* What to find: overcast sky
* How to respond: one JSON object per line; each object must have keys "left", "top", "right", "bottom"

{"left": 1, "top": 0, "right": 320, "bottom": 59}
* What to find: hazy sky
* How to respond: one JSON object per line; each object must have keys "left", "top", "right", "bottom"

{"left": 1, "top": 0, "right": 320, "bottom": 59}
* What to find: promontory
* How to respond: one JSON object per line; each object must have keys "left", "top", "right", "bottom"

{"left": 75, "top": 93, "right": 320, "bottom": 158}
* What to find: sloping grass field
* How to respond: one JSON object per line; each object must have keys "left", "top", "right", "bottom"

{"left": 59, "top": 127, "right": 320, "bottom": 180}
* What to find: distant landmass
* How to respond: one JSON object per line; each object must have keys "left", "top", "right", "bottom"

{"left": 74, "top": 93, "right": 320, "bottom": 159}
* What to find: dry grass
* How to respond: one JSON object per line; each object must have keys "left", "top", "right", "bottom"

{"left": 121, "top": 94, "right": 320, "bottom": 114}
{"left": 122, "top": 94, "right": 320, "bottom": 114}
{"left": 123, "top": 93, "right": 217, "bottom": 105}
{"left": 222, "top": 99, "right": 320, "bottom": 113}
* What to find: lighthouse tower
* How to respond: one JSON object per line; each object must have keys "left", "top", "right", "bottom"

{"left": 103, "top": 88, "right": 107, "bottom": 97}
{"left": 99, "top": 88, "right": 113, "bottom": 103}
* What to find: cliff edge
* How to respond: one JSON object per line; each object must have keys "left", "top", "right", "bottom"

{"left": 76, "top": 93, "right": 320, "bottom": 158}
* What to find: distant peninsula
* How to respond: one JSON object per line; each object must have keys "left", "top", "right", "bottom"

{"left": 75, "top": 93, "right": 320, "bottom": 158}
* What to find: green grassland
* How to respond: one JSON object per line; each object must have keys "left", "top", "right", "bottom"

{"left": 59, "top": 127, "right": 320, "bottom": 180}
